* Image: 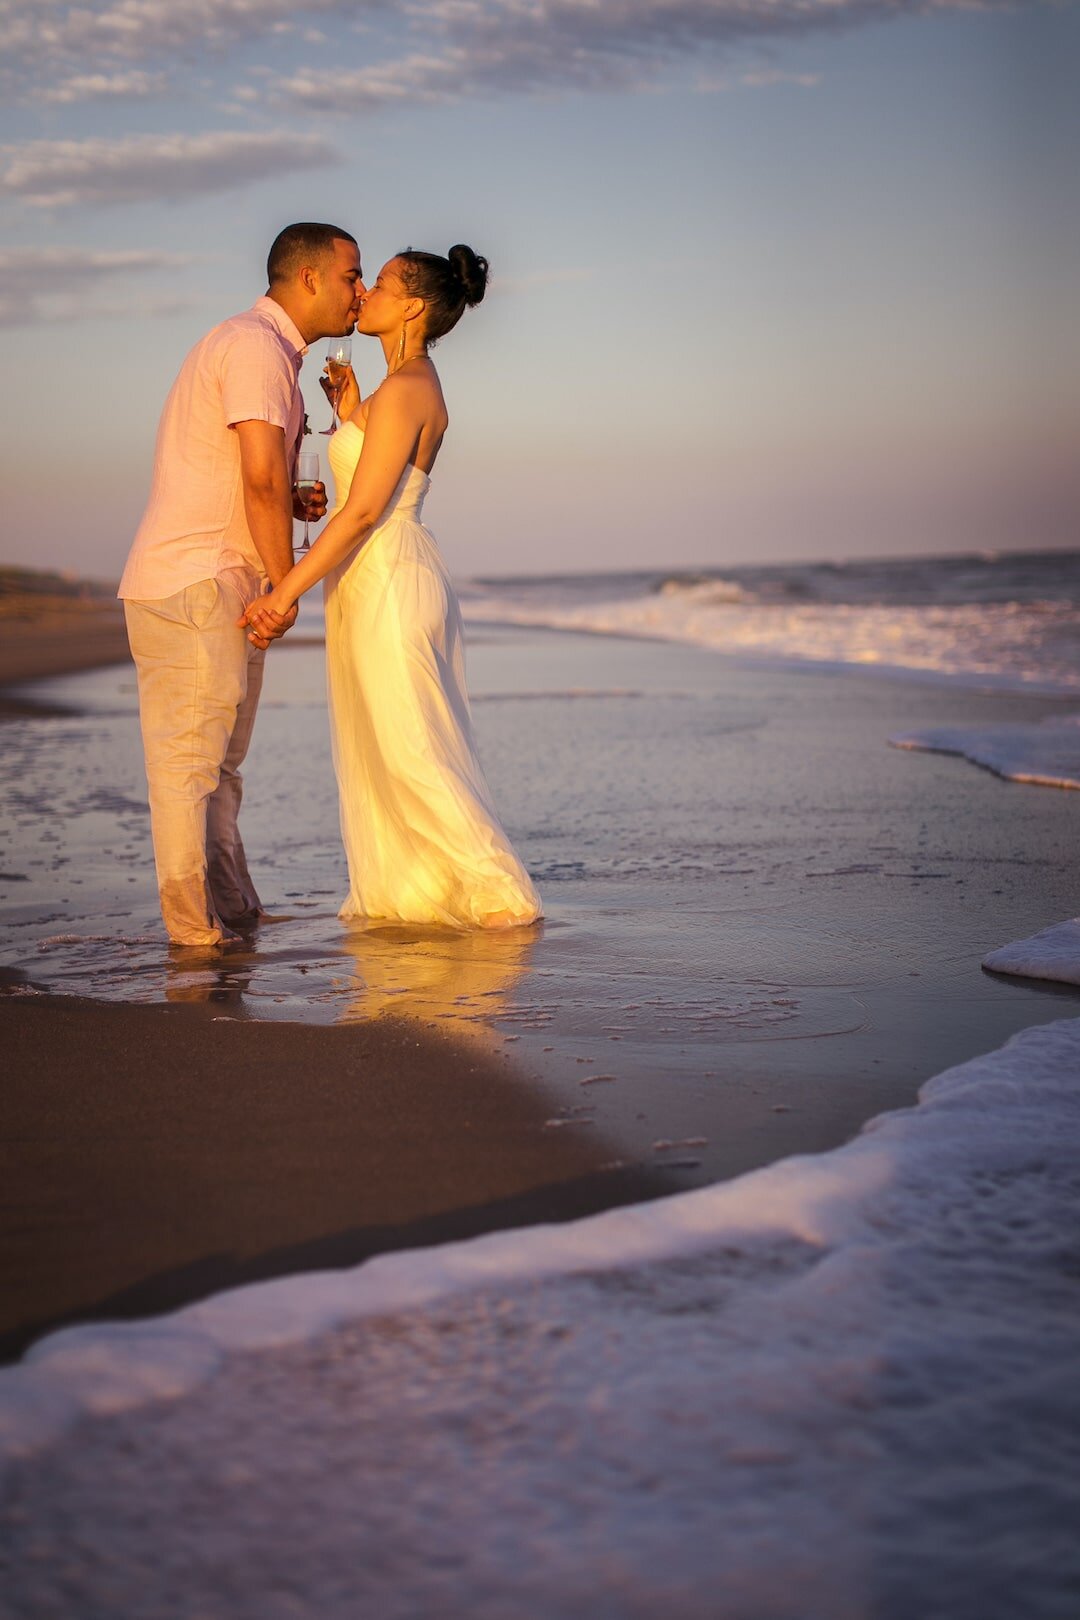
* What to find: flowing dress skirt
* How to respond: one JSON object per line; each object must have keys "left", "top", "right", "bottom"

{"left": 323, "top": 465, "right": 541, "bottom": 930}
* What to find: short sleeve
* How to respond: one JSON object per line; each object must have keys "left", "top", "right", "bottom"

{"left": 219, "top": 326, "right": 296, "bottom": 432}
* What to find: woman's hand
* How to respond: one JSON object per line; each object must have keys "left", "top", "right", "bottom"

{"left": 322, "top": 363, "right": 360, "bottom": 424}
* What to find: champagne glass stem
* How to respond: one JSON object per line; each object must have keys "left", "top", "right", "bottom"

{"left": 320, "top": 383, "right": 342, "bottom": 435}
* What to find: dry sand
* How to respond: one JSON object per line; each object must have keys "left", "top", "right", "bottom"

{"left": 0, "top": 591, "right": 128, "bottom": 685}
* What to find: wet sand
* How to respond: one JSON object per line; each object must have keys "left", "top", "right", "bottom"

{"left": 0, "top": 994, "right": 673, "bottom": 1363}
{"left": 3, "top": 623, "right": 1080, "bottom": 1362}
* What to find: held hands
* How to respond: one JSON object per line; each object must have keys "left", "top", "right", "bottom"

{"left": 293, "top": 479, "right": 327, "bottom": 524}
{"left": 238, "top": 592, "right": 298, "bottom": 649}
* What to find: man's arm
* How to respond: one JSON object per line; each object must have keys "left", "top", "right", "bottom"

{"left": 234, "top": 418, "right": 295, "bottom": 586}
{"left": 234, "top": 419, "right": 299, "bottom": 644}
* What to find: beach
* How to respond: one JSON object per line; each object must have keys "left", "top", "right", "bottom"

{"left": 5, "top": 0, "right": 1079, "bottom": 1602}
{"left": 0, "top": 580, "right": 129, "bottom": 701}
{"left": 2, "top": 577, "right": 1079, "bottom": 1615}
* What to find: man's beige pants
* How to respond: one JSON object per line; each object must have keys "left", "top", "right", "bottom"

{"left": 124, "top": 572, "right": 265, "bottom": 946}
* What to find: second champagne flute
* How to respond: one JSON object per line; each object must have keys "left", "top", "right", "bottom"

{"left": 294, "top": 448, "right": 320, "bottom": 550}
{"left": 321, "top": 338, "right": 352, "bottom": 435}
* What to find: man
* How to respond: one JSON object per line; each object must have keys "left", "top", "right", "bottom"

{"left": 119, "top": 222, "right": 364, "bottom": 947}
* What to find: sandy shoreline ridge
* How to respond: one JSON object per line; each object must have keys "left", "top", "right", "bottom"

{"left": 0, "top": 567, "right": 332, "bottom": 698}
{"left": 0, "top": 567, "right": 129, "bottom": 692}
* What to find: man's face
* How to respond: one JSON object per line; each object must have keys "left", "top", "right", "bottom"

{"left": 316, "top": 238, "right": 365, "bottom": 337}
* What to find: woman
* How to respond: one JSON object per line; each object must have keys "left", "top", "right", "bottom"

{"left": 242, "top": 245, "right": 542, "bottom": 931}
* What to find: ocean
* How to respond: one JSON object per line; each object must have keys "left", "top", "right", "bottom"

{"left": 2, "top": 548, "right": 1080, "bottom": 1615}
{"left": 460, "top": 547, "right": 1080, "bottom": 694}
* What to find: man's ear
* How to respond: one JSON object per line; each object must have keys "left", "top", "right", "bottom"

{"left": 298, "top": 264, "right": 319, "bottom": 297}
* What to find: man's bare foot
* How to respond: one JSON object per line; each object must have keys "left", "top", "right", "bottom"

{"left": 169, "top": 930, "right": 250, "bottom": 955}
{"left": 219, "top": 907, "right": 293, "bottom": 931}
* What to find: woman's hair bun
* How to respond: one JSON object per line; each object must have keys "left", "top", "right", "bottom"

{"left": 448, "top": 244, "right": 489, "bottom": 307}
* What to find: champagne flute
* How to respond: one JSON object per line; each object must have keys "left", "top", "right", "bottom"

{"left": 294, "top": 448, "right": 320, "bottom": 551}
{"left": 320, "top": 338, "right": 352, "bottom": 434}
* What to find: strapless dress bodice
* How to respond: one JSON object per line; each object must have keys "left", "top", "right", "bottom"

{"left": 327, "top": 420, "right": 430, "bottom": 525}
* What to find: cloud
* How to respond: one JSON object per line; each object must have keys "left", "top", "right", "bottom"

{"left": 268, "top": 53, "right": 481, "bottom": 112}
{"left": 696, "top": 67, "right": 822, "bottom": 91}
{"left": 36, "top": 70, "right": 168, "bottom": 103}
{"left": 2, "top": 1, "right": 371, "bottom": 63}
{"left": 0, "top": 130, "right": 339, "bottom": 208}
{"left": 261, "top": 0, "right": 1010, "bottom": 112}
{"left": 0, "top": 246, "right": 192, "bottom": 326}
{"left": 4, "top": 1, "right": 1012, "bottom": 107}
{"left": 0, "top": 1, "right": 384, "bottom": 101}
{"left": 739, "top": 69, "right": 823, "bottom": 89}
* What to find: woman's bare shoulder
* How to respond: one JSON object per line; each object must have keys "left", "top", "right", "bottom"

{"left": 370, "top": 366, "right": 445, "bottom": 425}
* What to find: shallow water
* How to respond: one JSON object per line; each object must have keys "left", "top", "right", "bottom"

{"left": 3, "top": 626, "right": 1080, "bottom": 1187}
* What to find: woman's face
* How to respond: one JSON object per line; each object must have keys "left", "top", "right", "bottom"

{"left": 355, "top": 258, "right": 411, "bottom": 336}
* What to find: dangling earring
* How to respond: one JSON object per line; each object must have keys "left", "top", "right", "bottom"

{"left": 396, "top": 322, "right": 407, "bottom": 367}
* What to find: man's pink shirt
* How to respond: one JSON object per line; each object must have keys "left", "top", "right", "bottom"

{"left": 119, "top": 297, "right": 308, "bottom": 601}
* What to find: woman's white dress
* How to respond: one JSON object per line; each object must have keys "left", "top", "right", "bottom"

{"left": 323, "top": 422, "right": 542, "bottom": 929}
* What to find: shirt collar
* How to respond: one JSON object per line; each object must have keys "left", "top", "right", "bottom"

{"left": 252, "top": 294, "right": 308, "bottom": 362}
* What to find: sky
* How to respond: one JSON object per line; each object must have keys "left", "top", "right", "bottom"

{"left": 1, "top": 0, "right": 1077, "bottom": 583}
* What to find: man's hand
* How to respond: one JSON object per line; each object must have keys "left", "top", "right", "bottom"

{"left": 240, "top": 598, "right": 298, "bottom": 650}
{"left": 292, "top": 479, "right": 328, "bottom": 524}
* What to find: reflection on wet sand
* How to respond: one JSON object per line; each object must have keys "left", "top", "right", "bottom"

{"left": 337, "top": 922, "right": 540, "bottom": 1039}
{"left": 153, "top": 919, "right": 541, "bottom": 1036}
{"left": 163, "top": 951, "right": 252, "bottom": 1007}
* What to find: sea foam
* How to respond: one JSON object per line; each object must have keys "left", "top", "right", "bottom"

{"left": 890, "top": 713, "right": 1080, "bottom": 788}
{"left": 2, "top": 1020, "right": 1079, "bottom": 1618}
{"left": 463, "top": 586, "right": 1080, "bottom": 693}
{"left": 983, "top": 918, "right": 1080, "bottom": 986}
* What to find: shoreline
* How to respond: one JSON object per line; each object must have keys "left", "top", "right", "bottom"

{"left": 4, "top": 621, "right": 1080, "bottom": 1365}
{"left": 5, "top": 583, "right": 1080, "bottom": 706}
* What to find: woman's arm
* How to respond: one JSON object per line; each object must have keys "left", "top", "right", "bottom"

{"left": 239, "top": 374, "right": 426, "bottom": 636}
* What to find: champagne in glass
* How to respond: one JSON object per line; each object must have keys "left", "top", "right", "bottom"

{"left": 321, "top": 338, "right": 352, "bottom": 435}
{"left": 295, "top": 449, "right": 320, "bottom": 550}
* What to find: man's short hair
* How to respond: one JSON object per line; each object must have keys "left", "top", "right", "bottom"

{"left": 267, "top": 223, "right": 358, "bottom": 285}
